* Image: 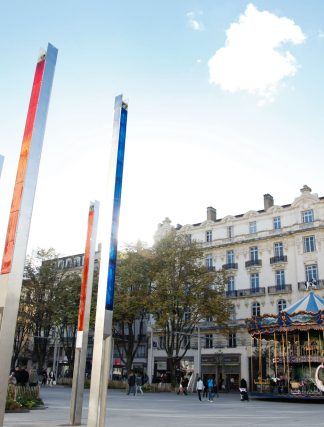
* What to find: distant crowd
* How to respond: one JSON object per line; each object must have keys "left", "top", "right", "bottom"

{"left": 9, "top": 366, "right": 56, "bottom": 387}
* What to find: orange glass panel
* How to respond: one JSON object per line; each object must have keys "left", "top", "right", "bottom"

{"left": 77, "top": 206, "right": 95, "bottom": 331}
{"left": 1, "top": 59, "right": 45, "bottom": 274}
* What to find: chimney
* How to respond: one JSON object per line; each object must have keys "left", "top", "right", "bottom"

{"left": 263, "top": 194, "right": 274, "bottom": 211}
{"left": 207, "top": 207, "right": 217, "bottom": 222}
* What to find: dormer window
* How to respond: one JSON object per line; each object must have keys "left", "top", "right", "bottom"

{"left": 249, "top": 221, "right": 257, "bottom": 234}
{"left": 273, "top": 216, "right": 281, "bottom": 230}
{"left": 302, "top": 210, "right": 314, "bottom": 223}
{"left": 206, "top": 230, "right": 212, "bottom": 242}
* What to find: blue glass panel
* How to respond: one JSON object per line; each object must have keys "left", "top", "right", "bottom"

{"left": 106, "top": 105, "right": 128, "bottom": 311}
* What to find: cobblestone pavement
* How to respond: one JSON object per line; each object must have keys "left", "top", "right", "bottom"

{"left": 3, "top": 387, "right": 324, "bottom": 427}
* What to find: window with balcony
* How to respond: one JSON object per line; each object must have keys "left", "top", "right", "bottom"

{"left": 302, "top": 209, "right": 314, "bottom": 223}
{"left": 277, "top": 299, "right": 287, "bottom": 313}
{"left": 249, "top": 221, "right": 257, "bottom": 234}
{"left": 227, "top": 226, "right": 233, "bottom": 238}
{"left": 227, "top": 276, "right": 235, "bottom": 294}
{"left": 228, "top": 333, "right": 237, "bottom": 348}
{"left": 205, "top": 334, "right": 213, "bottom": 349}
{"left": 306, "top": 265, "right": 318, "bottom": 282}
{"left": 206, "top": 254, "right": 214, "bottom": 270}
{"left": 275, "top": 270, "right": 285, "bottom": 289}
{"left": 274, "top": 242, "right": 284, "bottom": 257}
{"left": 206, "top": 230, "right": 212, "bottom": 242}
{"left": 273, "top": 216, "right": 281, "bottom": 230}
{"left": 250, "top": 273, "right": 259, "bottom": 291}
{"left": 252, "top": 302, "right": 260, "bottom": 316}
{"left": 227, "top": 250, "right": 235, "bottom": 265}
{"left": 250, "top": 246, "right": 258, "bottom": 261}
{"left": 304, "top": 236, "right": 316, "bottom": 253}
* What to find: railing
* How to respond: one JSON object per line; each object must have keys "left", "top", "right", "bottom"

{"left": 226, "top": 287, "right": 266, "bottom": 298}
{"left": 298, "top": 279, "right": 324, "bottom": 291}
{"left": 207, "top": 266, "right": 215, "bottom": 271}
{"left": 222, "top": 263, "right": 238, "bottom": 270}
{"left": 270, "top": 255, "right": 287, "bottom": 264}
{"left": 245, "top": 259, "right": 262, "bottom": 268}
{"left": 267, "top": 284, "right": 292, "bottom": 294}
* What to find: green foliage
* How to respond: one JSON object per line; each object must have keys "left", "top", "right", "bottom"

{"left": 53, "top": 272, "right": 81, "bottom": 369}
{"left": 19, "top": 248, "right": 84, "bottom": 369}
{"left": 149, "top": 231, "right": 230, "bottom": 382}
{"left": 113, "top": 242, "right": 152, "bottom": 371}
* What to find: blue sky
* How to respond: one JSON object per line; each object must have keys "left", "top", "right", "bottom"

{"left": 1, "top": 1, "right": 324, "bottom": 255}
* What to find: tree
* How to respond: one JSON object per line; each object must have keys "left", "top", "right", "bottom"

{"left": 53, "top": 273, "right": 82, "bottom": 371}
{"left": 12, "top": 297, "right": 33, "bottom": 369}
{"left": 23, "top": 249, "right": 70, "bottom": 369}
{"left": 150, "top": 231, "right": 230, "bottom": 384}
{"left": 113, "top": 243, "right": 152, "bottom": 372}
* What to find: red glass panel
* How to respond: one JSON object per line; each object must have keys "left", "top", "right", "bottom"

{"left": 1, "top": 59, "right": 45, "bottom": 274}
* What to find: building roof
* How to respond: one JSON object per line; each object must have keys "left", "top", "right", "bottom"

{"left": 284, "top": 292, "right": 324, "bottom": 314}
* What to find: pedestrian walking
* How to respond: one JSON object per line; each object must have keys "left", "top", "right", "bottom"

{"left": 48, "top": 371, "right": 56, "bottom": 386}
{"left": 196, "top": 377, "right": 204, "bottom": 401}
{"left": 207, "top": 377, "right": 215, "bottom": 402}
{"left": 41, "top": 370, "right": 48, "bottom": 386}
{"left": 135, "top": 374, "right": 144, "bottom": 395}
{"left": 127, "top": 371, "right": 136, "bottom": 396}
{"left": 203, "top": 377, "right": 208, "bottom": 398}
{"left": 181, "top": 376, "right": 189, "bottom": 395}
{"left": 239, "top": 378, "right": 249, "bottom": 401}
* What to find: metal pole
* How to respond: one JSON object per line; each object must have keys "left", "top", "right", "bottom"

{"left": 70, "top": 201, "right": 99, "bottom": 425}
{"left": 150, "top": 328, "right": 154, "bottom": 384}
{"left": 98, "top": 336, "right": 112, "bottom": 427}
{"left": 0, "top": 44, "right": 57, "bottom": 426}
{"left": 88, "top": 95, "right": 128, "bottom": 427}
{"left": 197, "top": 325, "right": 201, "bottom": 377}
{"left": 52, "top": 329, "right": 58, "bottom": 379}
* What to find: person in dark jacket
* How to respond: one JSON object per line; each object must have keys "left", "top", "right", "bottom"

{"left": 127, "top": 371, "right": 136, "bottom": 396}
{"left": 181, "top": 376, "right": 189, "bottom": 395}
{"left": 239, "top": 378, "right": 249, "bottom": 401}
{"left": 16, "top": 367, "right": 29, "bottom": 386}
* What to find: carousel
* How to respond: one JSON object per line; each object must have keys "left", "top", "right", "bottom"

{"left": 247, "top": 291, "right": 324, "bottom": 400}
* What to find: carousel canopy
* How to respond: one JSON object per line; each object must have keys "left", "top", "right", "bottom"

{"left": 284, "top": 292, "right": 324, "bottom": 314}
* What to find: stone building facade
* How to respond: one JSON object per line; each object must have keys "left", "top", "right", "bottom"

{"left": 148, "top": 185, "right": 324, "bottom": 389}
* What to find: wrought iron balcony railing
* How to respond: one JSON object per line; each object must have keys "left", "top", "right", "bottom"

{"left": 226, "top": 287, "right": 265, "bottom": 298}
{"left": 222, "top": 263, "right": 238, "bottom": 270}
{"left": 267, "top": 284, "right": 292, "bottom": 294}
{"left": 270, "top": 255, "right": 287, "bottom": 264}
{"left": 298, "top": 279, "right": 324, "bottom": 291}
{"left": 245, "top": 259, "right": 262, "bottom": 268}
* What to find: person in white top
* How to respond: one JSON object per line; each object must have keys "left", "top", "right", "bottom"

{"left": 196, "top": 377, "right": 204, "bottom": 401}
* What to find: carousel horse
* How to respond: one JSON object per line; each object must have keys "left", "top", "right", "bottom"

{"left": 315, "top": 364, "right": 324, "bottom": 392}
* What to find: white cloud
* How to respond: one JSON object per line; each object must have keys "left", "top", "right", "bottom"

{"left": 208, "top": 3, "right": 305, "bottom": 104}
{"left": 318, "top": 30, "right": 324, "bottom": 39}
{"left": 187, "top": 11, "right": 204, "bottom": 31}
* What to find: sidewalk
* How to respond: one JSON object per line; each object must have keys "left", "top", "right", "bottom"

{"left": 4, "top": 386, "right": 324, "bottom": 427}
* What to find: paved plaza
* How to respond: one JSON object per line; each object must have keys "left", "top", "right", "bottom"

{"left": 3, "top": 387, "right": 324, "bottom": 427}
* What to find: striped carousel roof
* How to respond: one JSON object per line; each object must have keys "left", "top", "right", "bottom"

{"left": 284, "top": 291, "right": 324, "bottom": 314}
